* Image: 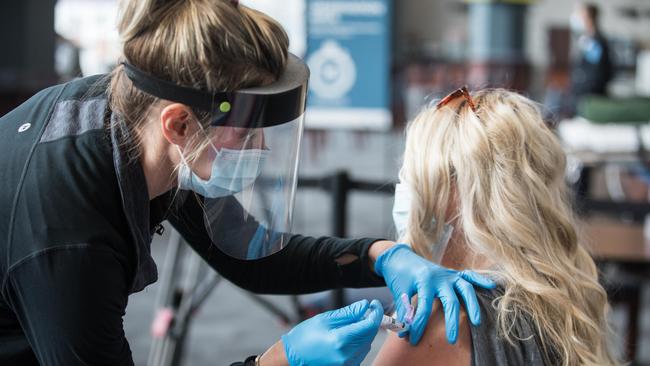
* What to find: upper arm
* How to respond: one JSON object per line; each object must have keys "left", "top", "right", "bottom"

{"left": 3, "top": 247, "right": 134, "bottom": 366}
{"left": 373, "top": 302, "right": 472, "bottom": 366}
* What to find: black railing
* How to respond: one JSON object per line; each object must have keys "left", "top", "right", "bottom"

{"left": 297, "top": 171, "right": 394, "bottom": 308}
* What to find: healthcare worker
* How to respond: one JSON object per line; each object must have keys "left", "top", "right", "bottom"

{"left": 0, "top": 1, "right": 494, "bottom": 365}
{"left": 570, "top": 2, "right": 612, "bottom": 99}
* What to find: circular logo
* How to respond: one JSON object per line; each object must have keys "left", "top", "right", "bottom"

{"left": 307, "top": 41, "right": 357, "bottom": 100}
{"left": 18, "top": 123, "right": 31, "bottom": 133}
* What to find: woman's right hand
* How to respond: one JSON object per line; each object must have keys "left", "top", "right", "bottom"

{"left": 275, "top": 299, "right": 383, "bottom": 366}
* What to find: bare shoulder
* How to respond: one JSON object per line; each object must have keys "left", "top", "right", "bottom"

{"left": 373, "top": 302, "right": 472, "bottom": 366}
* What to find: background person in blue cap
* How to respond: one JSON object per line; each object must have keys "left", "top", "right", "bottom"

{"left": 0, "top": 1, "right": 494, "bottom": 365}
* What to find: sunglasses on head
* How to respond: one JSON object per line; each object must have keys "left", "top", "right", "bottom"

{"left": 435, "top": 86, "right": 477, "bottom": 113}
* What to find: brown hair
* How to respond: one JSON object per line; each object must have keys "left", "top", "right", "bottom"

{"left": 583, "top": 2, "right": 600, "bottom": 23}
{"left": 109, "top": 0, "right": 289, "bottom": 158}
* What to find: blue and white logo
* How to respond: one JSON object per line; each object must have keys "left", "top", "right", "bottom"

{"left": 308, "top": 41, "right": 357, "bottom": 100}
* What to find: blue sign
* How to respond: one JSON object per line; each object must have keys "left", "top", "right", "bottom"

{"left": 305, "top": 0, "right": 392, "bottom": 130}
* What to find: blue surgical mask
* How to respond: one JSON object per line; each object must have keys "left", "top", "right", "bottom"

{"left": 392, "top": 183, "right": 453, "bottom": 263}
{"left": 178, "top": 147, "right": 269, "bottom": 198}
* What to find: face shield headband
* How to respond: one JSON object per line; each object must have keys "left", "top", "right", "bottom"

{"left": 121, "top": 53, "right": 309, "bottom": 128}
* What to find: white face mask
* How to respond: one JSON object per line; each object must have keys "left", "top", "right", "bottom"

{"left": 178, "top": 147, "right": 269, "bottom": 198}
{"left": 392, "top": 183, "right": 453, "bottom": 264}
{"left": 570, "top": 13, "right": 585, "bottom": 34}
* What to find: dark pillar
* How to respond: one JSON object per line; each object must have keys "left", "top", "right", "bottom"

{"left": 0, "top": 0, "right": 58, "bottom": 115}
{"left": 466, "top": 0, "right": 532, "bottom": 91}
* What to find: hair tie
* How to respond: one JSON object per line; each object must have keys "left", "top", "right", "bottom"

{"left": 230, "top": 0, "right": 238, "bottom": 6}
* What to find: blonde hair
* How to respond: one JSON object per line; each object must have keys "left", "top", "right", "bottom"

{"left": 401, "top": 89, "right": 618, "bottom": 365}
{"left": 109, "top": 0, "right": 289, "bottom": 161}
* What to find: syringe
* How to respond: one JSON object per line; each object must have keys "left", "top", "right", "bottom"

{"left": 376, "top": 293, "right": 415, "bottom": 333}
{"left": 380, "top": 314, "right": 409, "bottom": 332}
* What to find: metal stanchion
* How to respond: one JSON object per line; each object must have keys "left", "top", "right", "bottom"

{"left": 329, "top": 171, "right": 349, "bottom": 309}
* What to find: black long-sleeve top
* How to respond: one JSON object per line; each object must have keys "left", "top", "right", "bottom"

{"left": 0, "top": 76, "right": 385, "bottom": 365}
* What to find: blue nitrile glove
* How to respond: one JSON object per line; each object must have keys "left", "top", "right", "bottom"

{"left": 374, "top": 244, "right": 496, "bottom": 345}
{"left": 281, "top": 299, "right": 383, "bottom": 366}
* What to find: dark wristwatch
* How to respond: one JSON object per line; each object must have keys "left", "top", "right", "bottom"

{"left": 229, "top": 355, "right": 258, "bottom": 366}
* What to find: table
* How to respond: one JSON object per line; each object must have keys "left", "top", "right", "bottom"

{"left": 581, "top": 216, "right": 650, "bottom": 362}
{"left": 583, "top": 217, "right": 650, "bottom": 264}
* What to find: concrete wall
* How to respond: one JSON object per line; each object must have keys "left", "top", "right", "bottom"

{"left": 393, "top": 0, "right": 467, "bottom": 58}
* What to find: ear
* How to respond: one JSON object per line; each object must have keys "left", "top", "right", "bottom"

{"left": 160, "top": 103, "right": 197, "bottom": 147}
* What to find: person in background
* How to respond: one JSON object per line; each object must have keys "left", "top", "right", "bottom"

{"left": 570, "top": 2, "right": 613, "bottom": 100}
{"left": 373, "top": 87, "right": 620, "bottom": 366}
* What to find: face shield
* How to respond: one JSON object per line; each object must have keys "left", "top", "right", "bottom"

{"left": 123, "top": 54, "right": 309, "bottom": 260}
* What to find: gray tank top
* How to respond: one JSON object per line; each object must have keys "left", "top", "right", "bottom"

{"left": 470, "top": 288, "right": 553, "bottom": 366}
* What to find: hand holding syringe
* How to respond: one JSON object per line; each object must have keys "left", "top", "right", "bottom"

{"left": 368, "top": 293, "right": 415, "bottom": 333}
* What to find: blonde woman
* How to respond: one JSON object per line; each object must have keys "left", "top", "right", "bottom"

{"left": 374, "top": 87, "right": 619, "bottom": 366}
{"left": 0, "top": 2, "right": 495, "bottom": 366}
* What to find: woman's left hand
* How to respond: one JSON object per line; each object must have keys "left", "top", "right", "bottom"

{"left": 372, "top": 243, "right": 496, "bottom": 346}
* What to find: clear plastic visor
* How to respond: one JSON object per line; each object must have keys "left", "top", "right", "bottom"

{"left": 178, "top": 115, "right": 304, "bottom": 260}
